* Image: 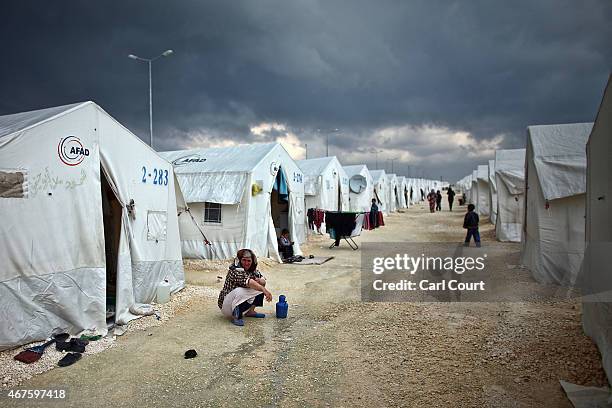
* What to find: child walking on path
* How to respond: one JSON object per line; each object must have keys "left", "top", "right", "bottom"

{"left": 463, "top": 204, "right": 481, "bottom": 247}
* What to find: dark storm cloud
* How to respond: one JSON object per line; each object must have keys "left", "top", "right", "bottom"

{"left": 1, "top": 0, "right": 610, "bottom": 179}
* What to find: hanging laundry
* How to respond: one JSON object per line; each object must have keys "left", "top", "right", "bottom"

{"left": 307, "top": 208, "right": 315, "bottom": 230}
{"left": 273, "top": 169, "right": 289, "bottom": 202}
{"left": 363, "top": 211, "right": 371, "bottom": 230}
{"left": 307, "top": 208, "right": 325, "bottom": 232}
{"left": 325, "top": 212, "right": 357, "bottom": 238}
{"left": 377, "top": 211, "right": 385, "bottom": 227}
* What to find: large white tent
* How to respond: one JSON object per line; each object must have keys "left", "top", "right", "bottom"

{"left": 407, "top": 178, "right": 420, "bottom": 203}
{"left": 0, "top": 102, "right": 184, "bottom": 350}
{"left": 521, "top": 122, "right": 593, "bottom": 286}
{"left": 582, "top": 75, "right": 612, "bottom": 382}
{"left": 397, "top": 176, "right": 409, "bottom": 208}
{"left": 386, "top": 173, "right": 398, "bottom": 212}
{"left": 488, "top": 159, "right": 497, "bottom": 225}
{"left": 161, "top": 143, "right": 306, "bottom": 261}
{"left": 470, "top": 170, "right": 478, "bottom": 205}
{"left": 343, "top": 164, "right": 374, "bottom": 212}
{"left": 476, "top": 165, "right": 491, "bottom": 217}
{"left": 494, "top": 149, "right": 526, "bottom": 242}
{"left": 369, "top": 170, "right": 389, "bottom": 214}
{"left": 298, "top": 156, "right": 349, "bottom": 213}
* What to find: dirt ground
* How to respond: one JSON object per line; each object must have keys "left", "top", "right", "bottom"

{"left": 4, "top": 201, "right": 607, "bottom": 407}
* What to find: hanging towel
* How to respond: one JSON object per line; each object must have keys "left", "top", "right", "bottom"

{"left": 273, "top": 169, "right": 289, "bottom": 202}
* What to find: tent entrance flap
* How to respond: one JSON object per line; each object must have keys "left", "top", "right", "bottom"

{"left": 101, "top": 168, "right": 121, "bottom": 319}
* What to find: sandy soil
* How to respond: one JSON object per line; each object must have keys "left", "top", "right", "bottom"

{"left": 3, "top": 201, "right": 607, "bottom": 407}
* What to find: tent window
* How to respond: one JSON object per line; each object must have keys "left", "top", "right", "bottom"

{"left": 0, "top": 170, "right": 26, "bottom": 198}
{"left": 204, "top": 202, "right": 222, "bottom": 223}
{"left": 147, "top": 211, "right": 167, "bottom": 241}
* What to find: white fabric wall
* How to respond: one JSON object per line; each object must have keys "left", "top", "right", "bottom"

{"left": 488, "top": 160, "right": 497, "bottom": 225}
{"left": 476, "top": 165, "right": 490, "bottom": 217}
{"left": 178, "top": 201, "right": 247, "bottom": 260}
{"left": 495, "top": 177, "right": 524, "bottom": 242}
{"left": 495, "top": 149, "right": 526, "bottom": 242}
{"left": 344, "top": 165, "right": 374, "bottom": 212}
{"left": 582, "top": 75, "right": 612, "bottom": 383}
{"left": 521, "top": 141, "right": 585, "bottom": 286}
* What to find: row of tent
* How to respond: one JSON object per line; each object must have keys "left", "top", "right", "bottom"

{"left": 0, "top": 100, "right": 444, "bottom": 351}
{"left": 456, "top": 75, "right": 612, "bottom": 384}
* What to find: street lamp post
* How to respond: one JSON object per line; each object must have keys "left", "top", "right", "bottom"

{"left": 128, "top": 49, "right": 173, "bottom": 149}
{"left": 388, "top": 158, "right": 397, "bottom": 173}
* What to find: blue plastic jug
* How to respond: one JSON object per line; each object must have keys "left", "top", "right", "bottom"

{"left": 276, "top": 295, "right": 288, "bottom": 318}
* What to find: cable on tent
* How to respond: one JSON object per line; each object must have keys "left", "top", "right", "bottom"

{"left": 179, "top": 206, "right": 221, "bottom": 260}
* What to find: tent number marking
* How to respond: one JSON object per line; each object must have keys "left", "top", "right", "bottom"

{"left": 141, "top": 166, "right": 168, "bottom": 186}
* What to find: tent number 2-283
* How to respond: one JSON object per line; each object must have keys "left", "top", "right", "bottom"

{"left": 141, "top": 166, "right": 169, "bottom": 186}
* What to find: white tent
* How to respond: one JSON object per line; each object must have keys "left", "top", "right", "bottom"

{"left": 0, "top": 102, "right": 184, "bottom": 350}
{"left": 494, "top": 149, "right": 526, "bottom": 242}
{"left": 488, "top": 160, "right": 497, "bottom": 225}
{"left": 298, "top": 156, "right": 349, "bottom": 212}
{"left": 343, "top": 164, "right": 374, "bottom": 212}
{"left": 476, "top": 165, "right": 491, "bottom": 217}
{"left": 386, "top": 173, "right": 398, "bottom": 212}
{"left": 369, "top": 170, "right": 389, "bottom": 214}
{"left": 161, "top": 143, "right": 306, "bottom": 261}
{"left": 408, "top": 178, "right": 418, "bottom": 204}
{"left": 407, "top": 178, "right": 420, "bottom": 203}
{"left": 582, "top": 75, "right": 612, "bottom": 382}
{"left": 521, "top": 122, "right": 593, "bottom": 285}
{"left": 470, "top": 170, "right": 478, "bottom": 205}
{"left": 397, "top": 176, "right": 409, "bottom": 208}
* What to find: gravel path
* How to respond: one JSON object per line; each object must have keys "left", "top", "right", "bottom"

{"left": 3, "top": 201, "right": 606, "bottom": 407}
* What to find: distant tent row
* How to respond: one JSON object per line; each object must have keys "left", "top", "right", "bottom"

{"left": 0, "top": 100, "right": 445, "bottom": 351}
{"left": 454, "top": 74, "right": 612, "bottom": 388}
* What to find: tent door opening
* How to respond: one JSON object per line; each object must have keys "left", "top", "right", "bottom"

{"left": 101, "top": 168, "right": 121, "bottom": 321}
{"left": 337, "top": 179, "right": 342, "bottom": 211}
{"left": 395, "top": 186, "right": 398, "bottom": 207}
{"left": 271, "top": 167, "right": 290, "bottom": 237}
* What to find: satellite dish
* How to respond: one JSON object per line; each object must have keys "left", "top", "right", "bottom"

{"left": 349, "top": 175, "right": 367, "bottom": 193}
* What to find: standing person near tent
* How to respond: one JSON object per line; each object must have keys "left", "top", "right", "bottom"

{"left": 426, "top": 189, "right": 436, "bottom": 213}
{"left": 463, "top": 204, "right": 481, "bottom": 247}
{"left": 218, "top": 249, "right": 272, "bottom": 327}
{"left": 370, "top": 198, "right": 379, "bottom": 228}
{"left": 420, "top": 188, "right": 425, "bottom": 201}
{"left": 435, "top": 190, "right": 442, "bottom": 211}
{"left": 447, "top": 187, "right": 456, "bottom": 211}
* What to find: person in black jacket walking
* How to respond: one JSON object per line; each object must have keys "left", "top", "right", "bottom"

{"left": 463, "top": 204, "right": 481, "bottom": 247}
{"left": 447, "top": 187, "right": 456, "bottom": 211}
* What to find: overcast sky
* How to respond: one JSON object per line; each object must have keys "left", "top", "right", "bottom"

{"left": 1, "top": 0, "right": 610, "bottom": 180}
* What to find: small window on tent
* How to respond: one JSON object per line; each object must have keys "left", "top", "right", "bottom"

{"left": 204, "top": 202, "right": 222, "bottom": 223}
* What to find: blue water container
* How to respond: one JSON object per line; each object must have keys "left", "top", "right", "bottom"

{"left": 276, "top": 295, "right": 288, "bottom": 318}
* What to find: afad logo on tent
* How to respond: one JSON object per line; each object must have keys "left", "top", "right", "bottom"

{"left": 172, "top": 154, "right": 206, "bottom": 166}
{"left": 58, "top": 136, "right": 90, "bottom": 166}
